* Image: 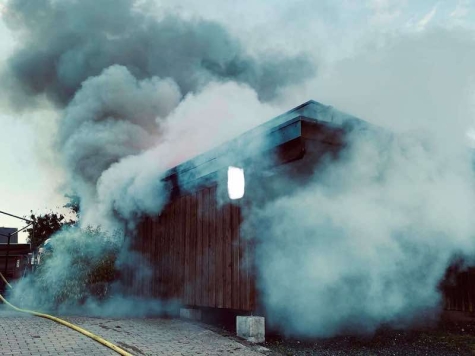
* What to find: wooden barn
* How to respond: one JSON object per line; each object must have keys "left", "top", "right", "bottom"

{"left": 124, "top": 100, "right": 365, "bottom": 313}
{"left": 124, "top": 99, "right": 475, "bottom": 321}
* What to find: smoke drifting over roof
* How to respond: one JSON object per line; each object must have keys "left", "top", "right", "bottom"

{"left": 4, "top": 0, "right": 312, "bottom": 106}
{"left": 246, "top": 29, "right": 475, "bottom": 337}
{"left": 1, "top": 0, "right": 313, "bottom": 226}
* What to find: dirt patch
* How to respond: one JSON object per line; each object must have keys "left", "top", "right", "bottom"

{"left": 263, "top": 315, "right": 475, "bottom": 356}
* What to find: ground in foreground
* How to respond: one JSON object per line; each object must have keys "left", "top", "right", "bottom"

{"left": 263, "top": 312, "right": 475, "bottom": 355}
{"left": 0, "top": 307, "right": 264, "bottom": 355}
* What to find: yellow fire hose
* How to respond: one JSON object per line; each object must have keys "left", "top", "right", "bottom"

{"left": 0, "top": 272, "right": 133, "bottom": 356}
{"left": 0, "top": 271, "right": 12, "bottom": 289}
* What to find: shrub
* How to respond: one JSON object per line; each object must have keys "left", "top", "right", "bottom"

{"left": 32, "top": 226, "right": 121, "bottom": 309}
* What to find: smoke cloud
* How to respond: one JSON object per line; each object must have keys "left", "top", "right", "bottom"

{"left": 3, "top": 0, "right": 312, "bottom": 107}
{"left": 1, "top": 0, "right": 310, "bottom": 316}
{"left": 248, "top": 29, "right": 475, "bottom": 336}
{"left": 3, "top": 0, "right": 475, "bottom": 338}
{"left": 2, "top": 0, "right": 312, "bottom": 228}
{"left": 250, "top": 128, "right": 475, "bottom": 336}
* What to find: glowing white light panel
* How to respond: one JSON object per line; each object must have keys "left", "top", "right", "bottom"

{"left": 227, "top": 166, "right": 245, "bottom": 200}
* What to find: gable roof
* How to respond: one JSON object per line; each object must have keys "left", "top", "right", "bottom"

{"left": 162, "top": 100, "right": 367, "bottom": 193}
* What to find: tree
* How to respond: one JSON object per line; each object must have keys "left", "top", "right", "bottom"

{"left": 25, "top": 195, "right": 79, "bottom": 249}
{"left": 26, "top": 211, "right": 76, "bottom": 249}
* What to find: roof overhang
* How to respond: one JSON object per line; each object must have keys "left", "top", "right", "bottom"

{"left": 162, "top": 100, "right": 368, "bottom": 194}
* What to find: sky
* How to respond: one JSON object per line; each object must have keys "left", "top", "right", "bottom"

{"left": 0, "top": 3, "right": 66, "bottom": 238}
{"left": 0, "top": 0, "right": 475, "bottom": 241}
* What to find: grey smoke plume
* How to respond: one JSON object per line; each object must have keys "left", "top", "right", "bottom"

{"left": 92, "top": 80, "right": 280, "bottom": 227}
{"left": 2, "top": 0, "right": 313, "bottom": 227}
{"left": 59, "top": 65, "right": 181, "bottom": 226}
{"left": 2, "top": 0, "right": 311, "bottom": 316}
{"left": 3, "top": 0, "right": 311, "bottom": 106}
{"left": 5, "top": 0, "right": 475, "bottom": 338}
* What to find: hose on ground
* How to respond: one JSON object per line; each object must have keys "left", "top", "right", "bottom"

{"left": 0, "top": 271, "right": 12, "bottom": 289}
{"left": 0, "top": 271, "right": 133, "bottom": 356}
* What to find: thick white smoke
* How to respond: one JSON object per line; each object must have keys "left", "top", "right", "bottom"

{"left": 60, "top": 65, "right": 181, "bottom": 227}
{"left": 250, "top": 129, "right": 475, "bottom": 336}
{"left": 86, "top": 79, "right": 280, "bottom": 229}
{"left": 248, "top": 29, "right": 475, "bottom": 336}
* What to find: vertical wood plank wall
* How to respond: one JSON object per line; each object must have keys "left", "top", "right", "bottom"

{"left": 127, "top": 184, "right": 475, "bottom": 314}
{"left": 443, "top": 269, "right": 475, "bottom": 313}
{"left": 129, "top": 185, "right": 255, "bottom": 311}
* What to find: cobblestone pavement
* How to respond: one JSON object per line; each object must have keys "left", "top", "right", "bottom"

{"left": 0, "top": 308, "right": 266, "bottom": 356}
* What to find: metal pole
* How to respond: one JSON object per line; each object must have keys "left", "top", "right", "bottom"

{"left": 0, "top": 210, "right": 32, "bottom": 222}
{"left": 32, "top": 222, "right": 35, "bottom": 271}
{"left": 10, "top": 222, "right": 32, "bottom": 236}
{"left": 4, "top": 232, "right": 11, "bottom": 277}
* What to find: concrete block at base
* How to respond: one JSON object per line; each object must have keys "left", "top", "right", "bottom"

{"left": 179, "top": 308, "right": 202, "bottom": 321}
{"left": 236, "top": 316, "right": 265, "bottom": 343}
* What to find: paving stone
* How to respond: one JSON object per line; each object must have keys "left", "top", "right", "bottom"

{"left": 0, "top": 307, "right": 263, "bottom": 355}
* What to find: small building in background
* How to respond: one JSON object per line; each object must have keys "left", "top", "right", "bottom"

{"left": 0, "top": 227, "right": 30, "bottom": 281}
{"left": 0, "top": 227, "right": 18, "bottom": 243}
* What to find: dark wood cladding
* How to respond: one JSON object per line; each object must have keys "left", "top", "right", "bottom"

{"left": 124, "top": 100, "right": 475, "bottom": 317}
{"left": 130, "top": 185, "right": 255, "bottom": 311}
{"left": 125, "top": 102, "right": 352, "bottom": 312}
{"left": 126, "top": 101, "right": 368, "bottom": 312}
{"left": 442, "top": 268, "right": 475, "bottom": 313}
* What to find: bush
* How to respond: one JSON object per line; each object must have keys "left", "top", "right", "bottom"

{"left": 32, "top": 226, "right": 121, "bottom": 309}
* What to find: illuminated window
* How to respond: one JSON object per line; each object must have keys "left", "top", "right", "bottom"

{"left": 227, "top": 166, "right": 245, "bottom": 200}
